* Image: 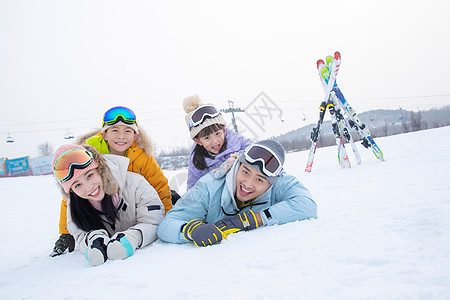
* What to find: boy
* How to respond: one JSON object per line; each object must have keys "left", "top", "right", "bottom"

{"left": 51, "top": 106, "right": 172, "bottom": 256}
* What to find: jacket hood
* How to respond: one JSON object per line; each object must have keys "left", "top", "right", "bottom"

{"left": 75, "top": 126, "right": 154, "bottom": 155}
{"left": 57, "top": 145, "right": 120, "bottom": 200}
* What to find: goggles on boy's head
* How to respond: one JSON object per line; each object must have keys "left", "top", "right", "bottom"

{"left": 188, "top": 105, "right": 221, "bottom": 130}
{"left": 53, "top": 149, "right": 94, "bottom": 183}
{"left": 102, "top": 106, "right": 137, "bottom": 127}
{"left": 243, "top": 144, "right": 283, "bottom": 177}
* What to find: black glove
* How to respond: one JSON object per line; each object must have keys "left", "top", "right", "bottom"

{"left": 214, "top": 210, "right": 259, "bottom": 235}
{"left": 49, "top": 234, "right": 75, "bottom": 257}
{"left": 183, "top": 219, "right": 226, "bottom": 247}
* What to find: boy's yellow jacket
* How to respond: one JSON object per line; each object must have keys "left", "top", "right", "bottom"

{"left": 59, "top": 131, "right": 172, "bottom": 234}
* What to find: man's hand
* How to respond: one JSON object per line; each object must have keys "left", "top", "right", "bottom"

{"left": 214, "top": 210, "right": 259, "bottom": 235}
{"left": 183, "top": 219, "right": 226, "bottom": 247}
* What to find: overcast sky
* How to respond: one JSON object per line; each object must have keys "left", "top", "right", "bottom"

{"left": 1, "top": 0, "right": 449, "bottom": 158}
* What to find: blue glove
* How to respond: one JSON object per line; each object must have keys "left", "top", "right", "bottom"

{"left": 107, "top": 229, "right": 143, "bottom": 260}
{"left": 85, "top": 229, "right": 110, "bottom": 266}
{"left": 214, "top": 210, "right": 259, "bottom": 235}
{"left": 183, "top": 219, "right": 226, "bottom": 247}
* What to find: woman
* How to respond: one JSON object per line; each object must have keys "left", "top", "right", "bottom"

{"left": 52, "top": 144, "right": 164, "bottom": 266}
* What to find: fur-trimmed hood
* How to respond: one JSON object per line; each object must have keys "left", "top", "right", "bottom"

{"left": 58, "top": 145, "right": 121, "bottom": 200}
{"left": 75, "top": 126, "right": 154, "bottom": 156}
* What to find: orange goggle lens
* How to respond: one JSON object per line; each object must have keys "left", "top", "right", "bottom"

{"left": 53, "top": 149, "right": 94, "bottom": 182}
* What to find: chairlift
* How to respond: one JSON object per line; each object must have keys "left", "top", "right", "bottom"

{"left": 6, "top": 133, "right": 14, "bottom": 143}
{"left": 64, "top": 129, "right": 74, "bottom": 140}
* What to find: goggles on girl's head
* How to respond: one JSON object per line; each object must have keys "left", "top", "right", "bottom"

{"left": 244, "top": 144, "right": 283, "bottom": 177}
{"left": 188, "top": 105, "right": 221, "bottom": 130}
{"left": 53, "top": 149, "right": 94, "bottom": 183}
{"left": 102, "top": 106, "right": 137, "bottom": 126}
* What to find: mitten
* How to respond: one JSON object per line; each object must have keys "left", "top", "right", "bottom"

{"left": 213, "top": 153, "right": 239, "bottom": 178}
{"left": 214, "top": 210, "right": 259, "bottom": 235}
{"left": 50, "top": 233, "right": 75, "bottom": 257}
{"left": 107, "top": 229, "right": 143, "bottom": 260}
{"left": 85, "top": 229, "right": 110, "bottom": 266}
{"left": 183, "top": 219, "right": 226, "bottom": 247}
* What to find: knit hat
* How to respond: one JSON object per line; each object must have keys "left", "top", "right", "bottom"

{"left": 52, "top": 144, "right": 99, "bottom": 193}
{"left": 183, "top": 95, "right": 227, "bottom": 139}
{"left": 101, "top": 120, "right": 139, "bottom": 134}
{"left": 238, "top": 139, "right": 285, "bottom": 185}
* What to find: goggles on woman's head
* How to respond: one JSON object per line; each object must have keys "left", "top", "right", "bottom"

{"left": 53, "top": 149, "right": 94, "bottom": 183}
{"left": 188, "top": 105, "right": 221, "bottom": 130}
{"left": 102, "top": 106, "right": 137, "bottom": 126}
{"left": 244, "top": 144, "right": 283, "bottom": 177}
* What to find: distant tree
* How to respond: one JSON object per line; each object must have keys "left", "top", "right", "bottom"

{"left": 38, "top": 142, "right": 54, "bottom": 156}
{"left": 410, "top": 111, "right": 422, "bottom": 131}
{"left": 381, "top": 120, "right": 389, "bottom": 136}
{"left": 401, "top": 117, "right": 410, "bottom": 133}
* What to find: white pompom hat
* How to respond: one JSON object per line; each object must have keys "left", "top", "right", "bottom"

{"left": 183, "top": 95, "right": 227, "bottom": 139}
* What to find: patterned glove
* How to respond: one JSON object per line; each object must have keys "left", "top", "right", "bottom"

{"left": 49, "top": 234, "right": 75, "bottom": 257}
{"left": 85, "top": 229, "right": 110, "bottom": 266}
{"left": 107, "top": 229, "right": 143, "bottom": 260}
{"left": 213, "top": 153, "right": 239, "bottom": 178}
{"left": 183, "top": 219, "right": 226, "bottom": 247}
{"left": 214, "top": 210, "right": 259, "bottom": 235}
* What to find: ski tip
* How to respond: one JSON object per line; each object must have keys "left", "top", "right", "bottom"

{"left": 316, "top": 59, "right": 325, "bottom": 68}
{"left": 334, "top": 51, "right": 341, "bottom": 60}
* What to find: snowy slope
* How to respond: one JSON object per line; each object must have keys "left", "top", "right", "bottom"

{"left": 1, "top": 127, "right": 449, "bottom": 299}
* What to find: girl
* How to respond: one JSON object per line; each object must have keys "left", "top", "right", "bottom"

{"left": 50, "top": 106, "right": 173, "bottom": 257}
{"left": 52, "top": 144, "right": 164, "bottom": 266}
{"left": 183, "top": 95, "right": 252, "bottom": 190}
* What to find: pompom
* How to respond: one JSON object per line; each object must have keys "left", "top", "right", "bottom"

{"left": 183, "top": 95, "right": 203, "bottom": 113}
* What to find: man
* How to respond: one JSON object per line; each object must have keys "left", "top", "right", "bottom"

{"left": 157, "top": 140, "right": 317, "bottom": 246}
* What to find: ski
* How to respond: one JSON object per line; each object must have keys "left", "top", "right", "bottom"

{"left": 305, "top": 99, "right": 327, "bottom": 172}
{"left": 327, "top": 97, "right": 351, "bottom": 168}
{"left": 322, "top": 53, "right": 351, "bottom": 168}
{"left": 305, "top": 58, "right": 329, "bottom": 172}
{"left": 332, "top": 85, "right": 385, "bottom": 161}
{"left": 332, "top": 95, "right": 362, "bottom": 165}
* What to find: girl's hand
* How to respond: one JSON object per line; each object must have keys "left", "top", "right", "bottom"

{"left": 212, "top": 153, "right": 239, "bottom": 178}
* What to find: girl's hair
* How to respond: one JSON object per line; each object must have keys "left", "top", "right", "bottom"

{"left": 193, "top": 124, "right": 227, "bottom": 170}
{"left": 69, "top": 192, "right": 119, "bottom": 232}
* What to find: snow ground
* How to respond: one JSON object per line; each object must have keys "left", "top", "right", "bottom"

{"left": 1, "top": 127, "right": 449, "bottom": 299}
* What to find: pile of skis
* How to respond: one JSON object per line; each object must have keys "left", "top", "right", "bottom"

{"left": 305, "top": 51, "right": 384, "bottom": 172}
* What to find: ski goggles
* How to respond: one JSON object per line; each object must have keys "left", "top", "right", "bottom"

{"left": 102, "top": 106, "right": 137, "bottom": 126}
{"left": 53, "top": 149, "right": 95, "bottom": 183}
{"left": 188, "top": 105, "right": 221, "bottom": 130}
{"left": 244, "top": 144, "right": 283, "bottom": 177}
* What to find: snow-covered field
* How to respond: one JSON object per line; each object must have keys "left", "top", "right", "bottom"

{"left": 1, "top": 127, "right": 449, "bottom": 299}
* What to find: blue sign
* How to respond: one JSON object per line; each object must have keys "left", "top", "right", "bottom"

{"left": 5, "top": 156, "right": 31, "bottom": 177}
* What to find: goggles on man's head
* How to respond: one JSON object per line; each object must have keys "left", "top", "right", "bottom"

{"left": 53, "top": 149, "right": 94, "bottom": 183}
{"left": 188, "top": 105, "right": 221, "bottom": 130}
{"left": 244, "top": 144, "right": 283, "bottom": 177}
{"left": 102, "top": 106, "right": 137, "bottom": 126}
